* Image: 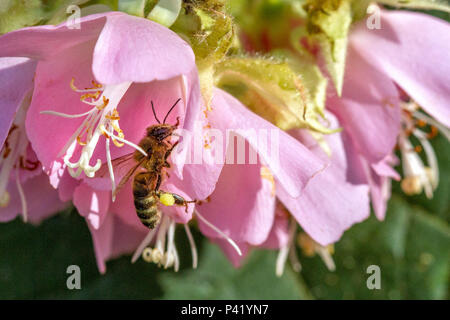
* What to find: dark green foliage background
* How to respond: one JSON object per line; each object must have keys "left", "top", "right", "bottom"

{"left": 0, "top": 134, "right": 448, "bottom": 300}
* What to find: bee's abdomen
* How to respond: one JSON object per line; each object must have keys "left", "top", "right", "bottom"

{"left": 134, "top": 194, "right": 161, "bottom": 229}
{"left": 133, "top": 172, "right": 161, "bottom": 229}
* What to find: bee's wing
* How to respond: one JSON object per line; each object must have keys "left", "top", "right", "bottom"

{"left": 96, "top": 152, "right": 136, "bottom": 180}
{"left": 112, "top": 159, "right": 145, "bottom": 198}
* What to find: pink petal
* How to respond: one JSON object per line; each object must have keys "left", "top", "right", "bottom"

{"left": 93, "top": 14, "right": 196, "bottom": 84}
{"left": 197, "top": 160, "right": 276, "bottom": 246}
{"left": 340, "top": 128, "right": 394, "bottom": 221}
{"left": 87, "top": 213, "right": 113, "bottom": 274}
{"left": 170, "top": 74, "right": 221, "bottom": 200}
{"left": 0, "top": 57, "right": 36, "bottom": 148}
{"left": 364, "top": 164, "right": 391, "bottom": 221}
{"left": 328, "top": 46, "right": 401, "bottom": 164}
{"left": 209, "top": 88, "right": 326, "bottom": 198}
{"left": 25, "top": 40, "right": 99, "bottom": 172}
{"left": 87, "top": 210, "right": 147, "bottom": 274}
{"left": 278, "top": 114, "right": 370, "bottom": 246}
{"left": 350, "top": 10, "right": 450, "bottom": 127}
{"left": 0, "top": 13, "right": 112, "bottom": 59}
{"left": 0, "top": 173, "right": 67, "bottom": 223}
{"left": 73, "top": 183, "right": 110, "bottom": 229}
{"left": 213, "top": 238, "right": 250, "bottom": 268}
{"left": 372, "top": 156, "right": 400, "bottom": 181}
{"left": 339, "top": 129, "right": 368, "bottom": 185}
{"left": 16, "top": 145, "right": 43, "bottom": 183}
{"left": 261, "top": 205, "right": 290, "bottom": 249}
{"left": 48, "top": 166, "right": 81, "bottom": 202}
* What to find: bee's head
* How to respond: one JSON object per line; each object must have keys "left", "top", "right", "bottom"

{"left": 147, "top": 124, "right": 176, "bottom": 142}
{"left": 148, "top": 99, "right": 182, "bottom": 141}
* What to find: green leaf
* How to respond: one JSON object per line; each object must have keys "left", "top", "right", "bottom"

{"left": 299, "top": 196, "right": 450, "bottom": 299}
{"left": 159, "top": 242, "right": 313, "bottom": 299}
{"left": 0, "top": 211, "right": 163, "bottom": 299}
{"left": 0, "top": 211, "right": 311, "bottom": 299}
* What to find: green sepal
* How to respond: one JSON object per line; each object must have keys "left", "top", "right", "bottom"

{"left": 215, "top": 56, "right": 335, "bottom": 134}
{"left": 377, "top": 0, "right": 450, "bottom": 12}
{"left": 303, "top": 0, "right": 353, "bottom": 97}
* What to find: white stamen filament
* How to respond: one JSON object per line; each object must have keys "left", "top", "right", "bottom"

{"left": 134, "top": 215, "right": 181, "bottom": 271}
{"left": 288, "top": 243, "right": 302, "bottom": 273}
{"left": 317, "top": 246, "right": 336, "bottom": 271}
{"left": 164, "top": 219, "right": 176, "bottom": 269}
{"left": 155, "top": 215, "right": 169, "bottom": 254}
{"left": 413, "top": 129, "right": 439, "bottom": 189}
{"left": 40, "top": 108, "right": 97, "bottom": 119}
{"left": 105, "top": 138, "right": 116, "bottom": 201}
{"left": 194, "top": 209, "right": 242, "bottom": 256}
{"left": 15, "top": 169, "right": 27, "bottom": 223}
{"left": 131, "top": 228, "right": 157, "bottom": 263}
{"left": 184, "top": 223, "right": 198, "bottom": 269}
{"left": 276, "top": 217, "right": 297, "bottom": 277}
{"left": 172, "top": 242, "right": 180, "bottom": 272}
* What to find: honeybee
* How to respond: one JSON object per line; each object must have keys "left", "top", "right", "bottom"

{"left": 103, "top": 99, "right": 195, "bottom": 229}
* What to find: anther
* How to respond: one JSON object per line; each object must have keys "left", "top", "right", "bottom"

{"left": 401, "top": 176, "right": 422, "bottom": 195}
{"left": 427, "top": 126, "right": 438, "bottom": 139}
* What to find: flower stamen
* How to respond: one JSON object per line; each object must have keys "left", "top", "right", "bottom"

{"left": 41, "top": 78, "right": 147, "bottom": 196}
{"left": 195, "top": 209, "right": 243, "bottom": 257}
{"left": 133, "top": 215, "right": 181, "bottom": 271}
{"left": 398, "top": 100, "right": 447, "bottom": 198}
{"left": 184, "top": 223, "right": 198, "bottom": 269}
{"left": 276, "top": 216, "right": 297, "bottom": 277}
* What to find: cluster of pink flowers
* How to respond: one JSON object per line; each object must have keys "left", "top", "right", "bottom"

{"left": 0, "top": 9, "right": 448, "bottom": 274}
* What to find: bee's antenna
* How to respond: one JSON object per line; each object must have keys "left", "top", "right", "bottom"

{"left": 151, "top": 101, "right": 161, "bottom": 124}
{"left": 163, "top": 98, "right": 181, "bottom": 124}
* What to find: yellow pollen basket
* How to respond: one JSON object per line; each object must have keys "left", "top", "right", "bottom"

{"left": 160, "top": 193, "right": 176, "bottom": 206}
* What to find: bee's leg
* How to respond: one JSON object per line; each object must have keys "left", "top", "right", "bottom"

{"left": 155, "top": 174, "right": 162, "bottom": 191}
{"left": 174, "top": 116, "right": 180, "bottom": 127}
{"left": 194, "top": 196, "right": 211, "bottom": 206}
{"left": 164, "top": 140, "right": 180, "bottom": 160}
{"left": 158, "top": 191, "right": 197, "bottom": 213}
{"left": 183, "top": 199, "right": 199, "bottom": 213}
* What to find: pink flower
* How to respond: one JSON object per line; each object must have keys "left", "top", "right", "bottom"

{"left": 0, "top": 12, "right": 207, "bottom": 201}
{"left": 0, "top": 57, "right": 67, "bottom": 223}
{"left": 328, "top": 9, "right": 450, "bottom": 219}
{"left": 195, "top": 89, "right": 370, "bottom": 271}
